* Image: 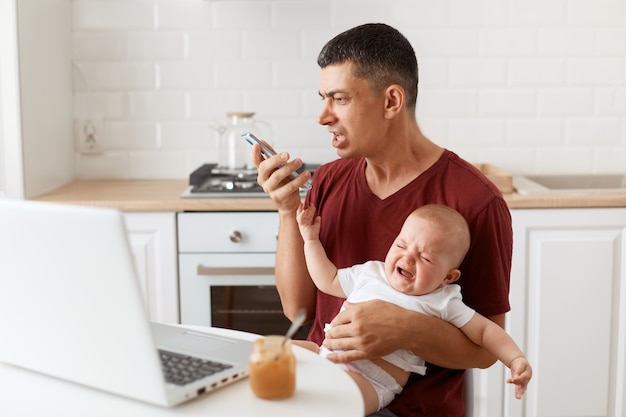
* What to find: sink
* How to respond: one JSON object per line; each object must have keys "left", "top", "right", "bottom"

{"left": 513, "top": 173, "right": 626, "bottom": 195}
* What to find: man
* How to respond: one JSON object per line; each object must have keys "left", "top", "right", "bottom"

{"left": 252, "top": 23, "right": 512, "bottom": 416}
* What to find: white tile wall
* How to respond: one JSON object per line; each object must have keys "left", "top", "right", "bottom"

{"left": 72, "top": 0, "right": 626, "bottom": 179}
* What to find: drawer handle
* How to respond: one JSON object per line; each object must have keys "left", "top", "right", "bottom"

{"left": 229, "top": 230, "right": 243, "bottom": 243}
{"left": 197, "top": 266, "right": 275, "bottom": 276}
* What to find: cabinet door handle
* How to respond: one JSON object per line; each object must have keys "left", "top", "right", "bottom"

{"left": 197, "top": 266, "right": 275, "bottom": 276}
{"left": 229, "top": 230, "right": 243, "bottom": 243}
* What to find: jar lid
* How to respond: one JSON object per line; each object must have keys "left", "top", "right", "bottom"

{"left": 226, "top": 111, "right": 256, "bottom": 118}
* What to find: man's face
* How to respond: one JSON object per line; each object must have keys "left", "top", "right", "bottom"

{"left": 317, "top": 62, "right": 388, "bottom": 159}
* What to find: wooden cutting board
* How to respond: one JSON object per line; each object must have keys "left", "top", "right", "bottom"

{"left": 474, "top": 163, "right": 513, "bottom": 194}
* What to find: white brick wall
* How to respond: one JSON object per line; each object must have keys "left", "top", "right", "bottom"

{"left": 72, "top": 0, "right": 626, "bottom": 179}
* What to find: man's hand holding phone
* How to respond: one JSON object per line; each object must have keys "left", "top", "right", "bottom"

{"left": 244, "top": 132, "right": 312, "bottom": 211}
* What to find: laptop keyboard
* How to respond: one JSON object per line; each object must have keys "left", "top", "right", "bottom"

{"left": 158, "top": 350, "right": 233, "bottom": 386}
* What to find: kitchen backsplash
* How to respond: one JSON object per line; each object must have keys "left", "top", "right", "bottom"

{"left": 72, "top": 0, "right": 626, "bottom": 179}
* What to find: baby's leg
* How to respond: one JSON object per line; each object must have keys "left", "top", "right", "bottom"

{"left": 292, "top": 341, "right": 394, "bottom": 415}
{"left": 292, "top": 341, "right": 378, "bottom": 414}
{"left": 346, "top": 370, "right": 380, "bottom": 416}
{"left": 292, "top": 340, "right": 320, "bottom": 353}
{"left": 344, "top": 360, "right": 406, "bottom": 415}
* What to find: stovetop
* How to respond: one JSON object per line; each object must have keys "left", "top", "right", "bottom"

{"left": 181, "top": 163, "right": 319, "bottom": 198}
{"left": 181, "top": 164, "right": 265, "bottom": 198}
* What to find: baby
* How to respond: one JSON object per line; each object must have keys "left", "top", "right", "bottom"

{"left": 296, "top": 203, "right": 532, "bottom": 415}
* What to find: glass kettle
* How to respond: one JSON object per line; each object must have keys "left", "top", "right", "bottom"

{"left": 209, "top": 112, "right": 272, "bottom": 171}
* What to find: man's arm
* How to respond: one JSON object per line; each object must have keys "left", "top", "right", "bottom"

{"left": 323, "top": 300, "right": 504, "bottom": 370}
{"left": 275, "top": 211, "right": 318, "bottom": 321}
{"left": 252, "top": 144, "right": 317, "bottom": 322}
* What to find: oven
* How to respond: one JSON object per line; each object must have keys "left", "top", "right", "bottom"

{"left": 177, "top": 211, "right": 310, "bottom": 339}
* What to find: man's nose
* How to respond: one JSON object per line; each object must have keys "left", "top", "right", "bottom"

{"left": 317, "top": 102, "right": 335, "bottom": 126}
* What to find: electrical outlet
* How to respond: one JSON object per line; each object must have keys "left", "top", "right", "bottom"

{"left": 77, "top": 117, "right": 104, "bottom": 154}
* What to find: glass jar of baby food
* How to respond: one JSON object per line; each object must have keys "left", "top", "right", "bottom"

{"left": 248, "top": 336, "right": 296, "bottom": 399}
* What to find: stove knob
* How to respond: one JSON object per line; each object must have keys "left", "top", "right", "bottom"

{"left": 229, "top": 230, "right": 243, "bottom": 243}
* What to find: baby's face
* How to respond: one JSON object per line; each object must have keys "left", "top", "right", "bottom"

{"left": 384, "top": 215, "right": 459, "bottom": 296}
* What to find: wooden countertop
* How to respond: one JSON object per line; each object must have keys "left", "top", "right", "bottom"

{"left": 31, "top": 180, "right": 277, "bottom": 212}
{"left": 31, "top": 180, "right": 626, "bottom": 211}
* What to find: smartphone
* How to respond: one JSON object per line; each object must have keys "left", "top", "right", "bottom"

{"left": 242, "top": 132, "right": 312, "bottom": 190}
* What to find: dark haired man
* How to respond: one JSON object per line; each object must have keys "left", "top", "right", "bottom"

{"left": 252, "top": 23, "right": 512, "bottom": 416}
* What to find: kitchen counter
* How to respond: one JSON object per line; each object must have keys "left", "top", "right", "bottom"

{"left": 31, "top": 179, "right": 626, "bottom": 211}
{"left": 31, "top": 180, "right": 277, "bottom": 211}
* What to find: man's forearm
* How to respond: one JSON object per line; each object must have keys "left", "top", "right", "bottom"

{"left": 409, "top": 311, "right": 504, "bottom": 370}
{"left": 274, "top": 211, "right": 317, "bottom": 322}
{"left": 324, "top": 300, "right": 501, "bottom": 369}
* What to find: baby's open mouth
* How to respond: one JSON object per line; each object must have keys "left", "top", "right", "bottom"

{"left": 397, "top": 267, "right": 414, "bottom": 279}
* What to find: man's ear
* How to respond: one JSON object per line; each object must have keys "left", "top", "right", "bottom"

{"left": 383, "top": 84, "right": 404, "bottom": 118}
{"left": 444, "top": 269, "right": 461, "bottom": 285}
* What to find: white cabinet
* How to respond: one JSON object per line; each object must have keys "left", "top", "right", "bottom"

{"left": 471, "top": 362, "right": 505, "bottom": 417}
{"left": 123, "top": 212, "right": 179, "bottom": 324}
{"left": 502, "top": 208, "right": 626, "bottom": 417}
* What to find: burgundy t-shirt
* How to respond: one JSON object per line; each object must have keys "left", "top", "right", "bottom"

{"left": 304, "top": 150, "right": 512, "bottom": 417}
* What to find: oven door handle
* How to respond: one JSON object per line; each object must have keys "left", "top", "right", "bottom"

{"left": 196, "top": 266, "right": 275, "bottom": 276}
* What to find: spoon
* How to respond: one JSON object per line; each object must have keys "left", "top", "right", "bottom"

{"left": 283, "top": 308, "right": 307, "bottom": 346}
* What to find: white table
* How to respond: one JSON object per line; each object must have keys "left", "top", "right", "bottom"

{"left": 0, "top": 327, "right": 364, "bottom": 417}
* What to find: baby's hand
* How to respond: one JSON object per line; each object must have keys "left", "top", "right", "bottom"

{"left": 296, "top": 203, "right": 321, "bottom": 241}
{"left": 507, "top": 357, "right": 532, "bottom": 399}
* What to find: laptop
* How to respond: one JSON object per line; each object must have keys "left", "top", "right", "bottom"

{"left": 0, "top": 199, "right": 254, "bottom": 407}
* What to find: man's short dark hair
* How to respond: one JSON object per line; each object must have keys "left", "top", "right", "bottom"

{"left": 317, "top": 23, "right": 419, "bottom": 110}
